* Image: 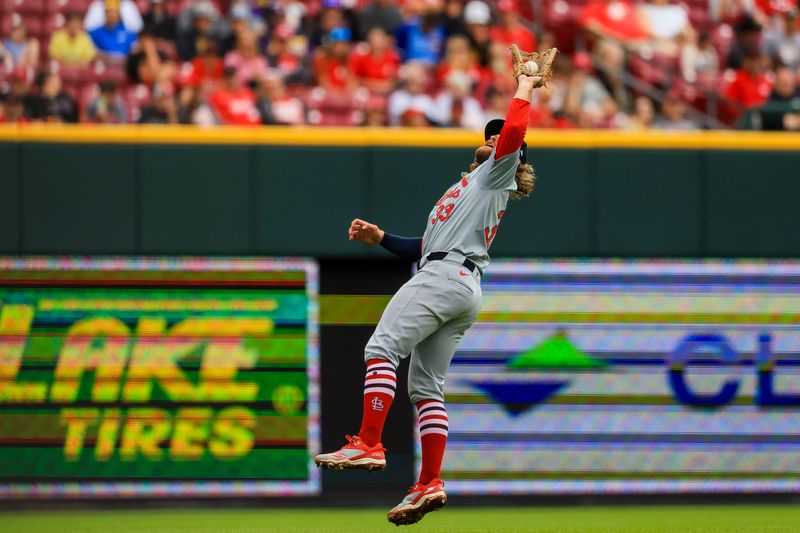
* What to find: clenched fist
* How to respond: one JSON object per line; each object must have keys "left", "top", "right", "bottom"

{"left": 348, "top": 218, "right": 385, "bottom": 244}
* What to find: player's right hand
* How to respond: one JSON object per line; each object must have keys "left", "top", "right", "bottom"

{"left": 348, "top": 218, "right": 384, "bottom": 245}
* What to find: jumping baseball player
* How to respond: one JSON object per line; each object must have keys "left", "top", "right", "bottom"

{"left": 315, "top": 46, "right": 557, "bottom": 526}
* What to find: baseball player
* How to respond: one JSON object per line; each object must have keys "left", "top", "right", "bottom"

{"left": 315, "top": 46, "right": 557, "bottom": 526}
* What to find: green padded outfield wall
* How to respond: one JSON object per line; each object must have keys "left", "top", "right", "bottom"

{"left": 0, "top": 126, "right": 798, "bottom": 258}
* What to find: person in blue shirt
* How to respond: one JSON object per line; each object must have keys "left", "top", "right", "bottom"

{"left": 89, "top": 6, "right": 138, "bottom": 57}
{"left": 395, "top": 3, "right": 446, "bottom": 65}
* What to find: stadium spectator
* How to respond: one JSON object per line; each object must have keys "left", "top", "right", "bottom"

{"left": 177, "top": 85, "right": 215, "bottom": 125}
{"left": 258, "top": 74, "right": 306, "bottom": 125}
{"left": 595, "top": 39, "right": 632, "bottom": 111}
{"left": 639, "top": 0, "right": 692, "bottom": 55}
{"left": 358, "top": 0, "right": 404, "bottom": 40}
{"left": 363, "top": 94, "right": 388, "bottom": 125}
{"left": 139, "top": 82, "right": 178, "bottom": 123}
{"left": 85, "top": 80, "right": 128, "bottom": 123}
{"left": 463, "top": 0, "right": 492, "bottom": 66}
{"left": 313, "top": 27, "right": 355, "bottom": 92}
{"left": 727, "top": 16, "right": 763, "bottom": 69}
{"left": 1, "top": 20, "right": 40, "bottom": 69}
{"left": 350, "top": 27, "right": 401, "bottom": 93}
{"left": 395, "top": 1, "right": 447, "bottom": 65}
{"left": 23, "top": 70, "right": 78, "bottom": 123}
{"left": 90, "top": 6, "right": 139, "bottom": 58}
{"left": 763, "top": 9, "right": 800, "bottom": 69}
{"left": 209, "top": 66, "right": 261, "bottom": 125}
{"left": 654, "top": 91, "right": 701, "bottom": 129}
{"left": 723, "top": 51, "right": 774, "bottom": 110}
{"left": 229, "top": 2, "right": 266, "bottom": 36}
{"left": 482, "top": 85, "right": 510, "bottom": 122}
{"left": 564, "top": 52, "right": 616, "bottom": 127}
{"left": 528, "top": 87, "right": 560, "bottom": 128}
{"left": 85, "top": 0, "right": 144, "bottom": 33}
{"left": 437, "top": 35, "right": 487, "bottom": 96}
{"left": 400, "top": 106, "right": 430, "bottom": 126}
{"left": 627, "top": 95, "right": 657, "bottom": 129}
{"left": 224, "top": 29, "right": 270, "bottom": 86}
{"left": 175, "top": 3, "right": 223, "bottom": 61}
{"left": 580, "top": 0, "right": 650, "bottom": 45}
{"left": 49, "top": 13, "right": 98, "bottom": 66}
{"left": 0, "top": 97, "right": 27, "bottom": 123}
{"left": 126, "top": 29, "right": 175, "bottom": 86}
{"left": 142, "top": 0, "right": 177, "bottom": 41}
{"left": 431, "top": 70, "right": 484, "bottom": 129}
{"left": 759, "top": 65, "right": 800, "bottom": 129}
{"left": 388, "top": 61, "right": 435, "bottom": 125}
{"left": 266, "top": 25, "right": 309, "bottom": 84}
{"left": 307, "top": 2, "right": 355, "bottom": 50}
{"left": 177, "top": 1, "right": 225, "bottom": 37}
{"left": 682, "top": 31, "right": 720, "bottom": 83}
{"left": 442, "top": 0, "right": 469, "bottom": 38}
{"left": 183, "top": 36, "right": 223, "bottom": 93}
{"left": 489, "top": 0, "right": 537, "bottom": 53}
{"left": 0, "top": 66, "right": 31, "bottom": 123}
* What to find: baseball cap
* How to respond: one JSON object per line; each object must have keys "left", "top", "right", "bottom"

{"left": 464, "top": 1, "right": 491, "bottom": 25}
{"left": 328, "top": 26, "right": 351, "bottom": 42}
{"left": 484, "top": 119, "right": 528, "bottom": 164}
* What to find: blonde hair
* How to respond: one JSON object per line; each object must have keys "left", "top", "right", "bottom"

{"left": 465, "top": 161, "right": 536, "bottom": 201}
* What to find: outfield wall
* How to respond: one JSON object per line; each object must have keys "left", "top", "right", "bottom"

{"left": 1, "top": 126, "right": 799, "bottom": 258}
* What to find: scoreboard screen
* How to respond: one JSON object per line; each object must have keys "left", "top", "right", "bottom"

{"left": 0, "top": 257, "right": 319, "bottom": 499}
{"left": 434, "top": 259, "right": 800, "bottom": 495}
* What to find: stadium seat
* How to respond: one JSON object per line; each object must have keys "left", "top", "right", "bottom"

{"left": 91, "top": 59, "right": 127, "bottom": 84}
{"left": 47, "top": 0, "right": 91, "bottom": 15}
{"left": 2, "top": 0, "right": 48, "bottom": 16}
{"left": 1, "top": 13, "right": 44, "bottom": 36}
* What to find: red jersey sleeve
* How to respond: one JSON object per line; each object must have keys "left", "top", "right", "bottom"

{"left": 494, "top": 97, "right": 530, "bottom": 160}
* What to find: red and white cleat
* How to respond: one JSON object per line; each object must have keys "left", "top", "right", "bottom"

{"left": 314, "top": 434, "right": 386, "bottom": 472}
{"left": 387, "top": 478, "right": 447, "bottom": 526}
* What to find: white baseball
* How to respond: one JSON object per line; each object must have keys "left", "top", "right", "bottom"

{"left": 524, "top": 60, "right": 539, "bottom": 75}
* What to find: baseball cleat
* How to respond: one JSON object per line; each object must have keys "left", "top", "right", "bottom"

{"left": 387, "top": 478, "right": 447, "bottom": 526}
{"left": 314, "top": 434, "right": 386, "bottom": 471}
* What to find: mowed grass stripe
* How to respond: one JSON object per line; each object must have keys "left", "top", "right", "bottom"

{"left": 1, "top": 505, "right": 799, "bottom": 533}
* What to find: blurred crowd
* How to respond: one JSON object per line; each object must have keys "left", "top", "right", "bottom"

{"left": 0, "top": 0, "right": 798, "bottom": 130}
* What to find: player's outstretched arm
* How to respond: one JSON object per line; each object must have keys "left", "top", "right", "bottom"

{"left": 348, "top": 219, "right": 423, "bottom": 261}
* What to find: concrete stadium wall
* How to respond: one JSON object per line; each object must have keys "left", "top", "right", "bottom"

{"left": 1, "top": 125, "right": 798, "bottom": 258}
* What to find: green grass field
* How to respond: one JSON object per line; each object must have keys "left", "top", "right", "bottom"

{"left": 3, "top": 505, "right": 799, "bottom": 533}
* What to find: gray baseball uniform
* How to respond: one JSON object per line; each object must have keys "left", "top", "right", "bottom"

{"left": 365, "top": 149, "right": 519, "bottom": 403}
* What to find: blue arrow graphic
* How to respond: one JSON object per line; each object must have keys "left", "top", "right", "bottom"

{"left": 472, "top": 381, "right": 568, "bottom": 416}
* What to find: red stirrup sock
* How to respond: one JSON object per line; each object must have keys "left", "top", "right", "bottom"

{"left": 416, "top": 399, "right": 448, "bottom": 484}
{"left": 357, "top": 358, "right": 397, "bottom": 447}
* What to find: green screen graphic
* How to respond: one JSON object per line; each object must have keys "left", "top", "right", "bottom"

{"left": 0, "top": 257, "right": 319, "bottom": 498}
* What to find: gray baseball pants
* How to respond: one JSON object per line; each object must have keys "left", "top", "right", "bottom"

{"left": 364, "top": 253, "right": 482, "bottom": 403}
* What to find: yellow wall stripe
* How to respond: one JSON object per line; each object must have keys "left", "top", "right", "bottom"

{"left": 0, "top": 124, "right": 798, "bottom": 150}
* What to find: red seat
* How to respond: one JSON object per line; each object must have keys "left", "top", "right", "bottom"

{"left": 3, "top": 0, "right": 48, "bottom": 16}
{"left": 47, "top": 0, "right": 91, "bottom": 14}
{"left": 56, "top": 63, "right": 92, "bottom": 87}
{"left": 2, "top": 13, "right": 44, "bottom": 36}
{"left": 91, "top": 59, "right": 127, "bottom": 84}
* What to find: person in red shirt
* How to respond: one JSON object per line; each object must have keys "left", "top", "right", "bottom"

{"left": 349, "top": 27, "right": 401, "bottom": 93}
{"left": 488, "top": 0, "right": 537, "bottom": 52}
{"left": 183, "top": 35, "right": 223, "bottom": 96}
{"left": 266, "top": 24, "right": 302, "bottom": 80}
{"left": 209, "top": 66, "right": 261, "bottom": 125}
{"left": 313, "top": 27, "right": 355, "bottom": 93}
{"left": 580, "top": 0, "right": 650, "bottom": 45}
{"left": 723, "top": 52, "right": 774, "bottom": 112}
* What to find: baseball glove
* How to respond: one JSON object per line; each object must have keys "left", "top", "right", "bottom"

{"left": 510, "top": 45, "right": 558, "bottom": 88}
